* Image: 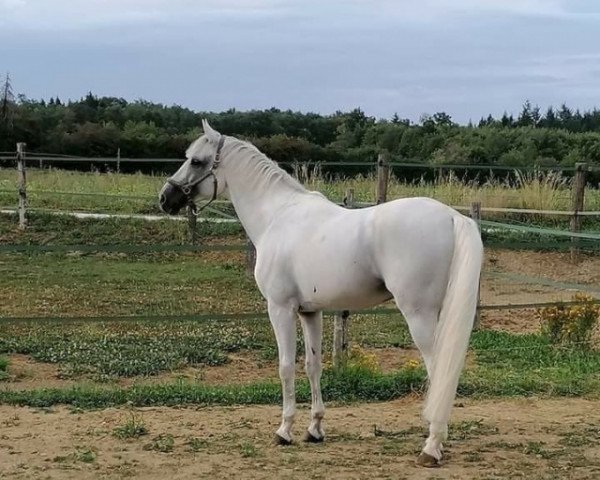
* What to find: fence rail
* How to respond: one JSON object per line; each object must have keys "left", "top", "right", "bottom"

{"left": 4, "top": 149, "right": 600, "bottom": 172}
{"left": 1, "top": 299, "right": 599, "bottom": 325}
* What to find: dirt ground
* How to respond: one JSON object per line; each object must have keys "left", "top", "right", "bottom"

{"left": 0, "top": 397, "right": 598, "bottom": 480}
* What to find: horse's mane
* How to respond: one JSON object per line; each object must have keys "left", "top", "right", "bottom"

{"left": 224, "top": 137, "right": 308, "bottom": 194}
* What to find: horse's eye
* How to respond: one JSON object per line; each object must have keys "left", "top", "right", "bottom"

{"left": 191, "top": 158, "right": 205, "bottom": 167}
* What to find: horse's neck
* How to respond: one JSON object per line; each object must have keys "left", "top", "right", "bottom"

{"left": 222, "top": 142, "right": 308, "bottom": 243}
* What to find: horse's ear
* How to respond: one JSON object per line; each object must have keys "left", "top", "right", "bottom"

{"left": 202, "top": 119, "right": 221, "bottom": 144}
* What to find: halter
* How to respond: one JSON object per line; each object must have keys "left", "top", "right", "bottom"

{"left": 166, "top": 135, "right": 225, "bottom": 215}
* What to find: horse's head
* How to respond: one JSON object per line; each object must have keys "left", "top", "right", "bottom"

{"left": 159, "top": 120, "right": 227, "bottom": 215}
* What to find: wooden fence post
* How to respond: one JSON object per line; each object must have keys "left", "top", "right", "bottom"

{"left": 116, "top": 148, "right": 121, "bottom": 174}
{"left": 570, "top": 163, "right": 587, "bottom": 262}
{"left": 186, "top": 205, "right": 197, "bottom": 244}
{"left": 343, "top": 187, "right": 354, "bottom": 208}
{"left": 376, "top": 153, "right": 389, "bottom": 204}
{"left": 245, "top": 237, "right": 256, "bottom": 278}
{"left": 470, "top": 201, "right": 482, "bottom": 329}
{"left": 333, "top": 310, "right": 350, "bottom": 369}
{"left": 16, "top": 142, "right": 27, "bottom": 229}
{"left": 332, "top": 187, "right": 356, "bottom": 368}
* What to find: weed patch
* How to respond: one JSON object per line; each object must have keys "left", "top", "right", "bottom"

{"left": 113, "top": 411, "right": 149, "bottom": 439}
{"left": 144, "top": 434, "right": 174, "bottom": 453}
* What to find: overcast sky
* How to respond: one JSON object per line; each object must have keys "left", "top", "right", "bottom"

{"left": 2, "top": 0, "right": 600, "bottom": 123}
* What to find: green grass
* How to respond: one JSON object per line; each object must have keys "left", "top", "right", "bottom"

{"left": 2, "top": 167, "right": 599, "bottom": 218}
{"left": 0, "top": 314, "right": 409, "bottom": 379}
{"left": 0, "top": 320, "right": 267, "bottom": 378}
{"left": 0, "top": 169, "right": 166, "bottom": 215}
{"left": 0, "top": 368, "right": 424, "bottom": 409}
{"left": 0, "top": 249, "right": 262, "bottom": 318}
{"left": 0, "top": 211, "right": 241, "bottom": 247}
{"left": 0, "top": 329, "right": 598, "bottom": 408}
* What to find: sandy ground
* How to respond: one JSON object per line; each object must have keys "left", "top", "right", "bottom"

{"left": 0, "top": 397, "right": 599, "bottom": 480}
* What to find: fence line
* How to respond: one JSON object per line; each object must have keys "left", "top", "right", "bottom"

{"left": 480, "top": 220, "right": 600, "bottom": 240}
{"left": 1, "top": 299, "right": 599, "bottom": 325}
{"left": 1, "top": 189, "right": 156, "bottom": 200}
{"left": 3, "top": 207, "right": 599, "bottom": 238}
{"left": 2, "top": 150, "right": 594, "bottom": 172}
{"left": 0, "top": 243, "right": 246, "bottom": 254}
{"left": 0, "top": 208, "right": 239, "bottom": 224}
{"left": 485, "top": 271, "right": 600, "bottom": 295}
{"left": 452, "top": 205, "right": 600, "bottom": 217}
{"left": 3, "top": 190, "right": 600, "bottom": 218}
{"left": 2, "top": 143, "right": 600, "bottom": 362}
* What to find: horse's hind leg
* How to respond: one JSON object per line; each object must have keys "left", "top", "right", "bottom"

{"left": 299, "top": 311, "right": 325, "bottom": 442}
{"left": 399, "top": 304, "right": 438, "bottom": 380}
{"left": 397, "top": 302, "right": 447, "bottom": 465}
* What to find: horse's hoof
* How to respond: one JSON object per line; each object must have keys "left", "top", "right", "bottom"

{"left": 416, "top": 452, "right": 441, "bottom": 468}
{"left": 303, "top": 431, "right": 324, "bottom": 443}
{"left": 274, "top": 434, "right": 293, "bottom": 446}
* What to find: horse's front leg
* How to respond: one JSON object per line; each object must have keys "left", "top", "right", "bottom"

{"left": 299, "top": 311, "right": 325, "bottom": 442}
{"left": 268, "top": 301, "right": 298, "bottom": 445}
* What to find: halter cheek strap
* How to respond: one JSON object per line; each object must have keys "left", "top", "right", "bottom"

{"left": 167, "top": 135, "right": 225, "bottom": 214}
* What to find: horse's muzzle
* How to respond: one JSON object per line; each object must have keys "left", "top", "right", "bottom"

{"left": 159, "top": 183, "right": 187, "bottom": 215}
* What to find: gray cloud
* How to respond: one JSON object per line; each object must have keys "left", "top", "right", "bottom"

{"left": 2, "top": 0, "right": 600, "bottom": 123}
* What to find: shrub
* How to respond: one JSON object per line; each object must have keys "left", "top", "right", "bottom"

{"left": 324, "top": 345, "right": 381, "bottom": 374}
{"left": 537, "top": 294, "right": 600, "bottom": 348}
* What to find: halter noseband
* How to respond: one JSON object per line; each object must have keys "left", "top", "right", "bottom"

{"left": 167, "top": 135, "right": 225, "bottom": 215}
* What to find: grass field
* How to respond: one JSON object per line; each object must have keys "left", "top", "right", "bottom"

{"left": 0, "top": 168, "right": 599, "bottom": 478}
{"left": 1, "top": 316, "right": 599, "bottom": 409}
{"left": 1, "top": 213, "right": 599, "bottom": 407}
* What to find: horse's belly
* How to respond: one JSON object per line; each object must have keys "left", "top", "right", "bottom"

{"left": 298, "top": 273, "right": 392, "bottom": 311}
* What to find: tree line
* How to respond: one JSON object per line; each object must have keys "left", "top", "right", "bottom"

{"left": 2, "top": 84, "right": 600, "bottom": 170}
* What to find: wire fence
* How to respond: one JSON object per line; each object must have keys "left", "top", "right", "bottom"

{"left": 4, "top": 148, "right": 600, "bottom": 171}
{"left": 1, "top": 298, "right": 599, "bottom": 325}
{"left": 1, "top": 147, "right": 599, "bottom": 331}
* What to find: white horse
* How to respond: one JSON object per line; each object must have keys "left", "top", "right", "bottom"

{"left": 159, "top": 120, "right": 483, "bottom": 467}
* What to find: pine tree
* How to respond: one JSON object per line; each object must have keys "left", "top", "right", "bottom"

{"left": 1, "top": 72, "right": 15, "bottom": 126}
{"left": 518, "top": 100, "right": 534, "bottom": 126}
{"left": 544, "top": 106, "right": 556, "bottom": 128}
{"left": 531, "top": 104, "right": 541, "bottom": 127}
{"left": 500, "top": 112, "right": 514, "bottom": 127}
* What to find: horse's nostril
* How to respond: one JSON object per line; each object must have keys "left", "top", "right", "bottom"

{"left": 159, "top": 194, "right": 166, "bottom": 204}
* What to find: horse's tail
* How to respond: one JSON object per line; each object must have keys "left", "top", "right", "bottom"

{"left": 423, "top": 214, "right": 483, "bottom": 429}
